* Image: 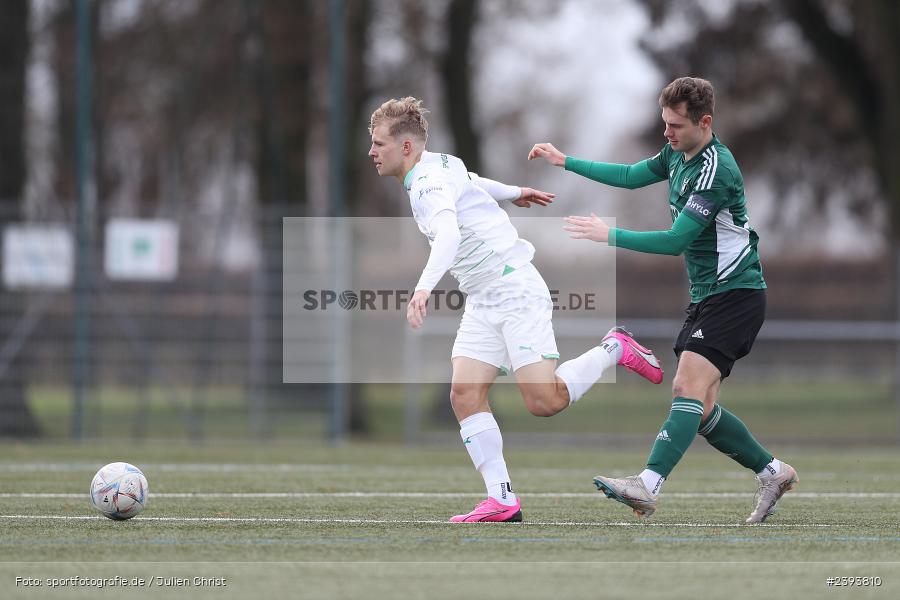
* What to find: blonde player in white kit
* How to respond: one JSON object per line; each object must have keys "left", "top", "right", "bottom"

{"left": 368, "top": 97, "right": 663, "bottom": 522}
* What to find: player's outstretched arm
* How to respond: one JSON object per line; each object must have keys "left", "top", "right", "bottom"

{"left": 470, "top": 173, "right": 555, "bottom": 208}
{"left": 470, "top": 173, "right": 555, "bottom": 209}
{"left": 512, "top": 187, "right": 555, "bottom": 208}
{"left": 530, "top": 141, "right": 666, "bottom": 190}
{"left": 563, "top": 213, "right": 610, "bottom": 243}
{"left": 528, "top": 143, "right": 566, "bottom": 166}
{"left": 565, "top": 157, "right": 665, "bottom": 190}
{"left": 564, "top": 209, "right": 705, "bottom": 255}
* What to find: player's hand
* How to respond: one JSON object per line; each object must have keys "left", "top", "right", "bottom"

{"left": 512, "top": 187, "right": 556, "bottom": 208}
{"left": 527, "top": 143, "right": 566, "bottom": 167}
{"left": 407, "top": 289, "right": 431, "bottom": 329}
{"left": 563, "top": 213, "right": 610, "bottom": 243}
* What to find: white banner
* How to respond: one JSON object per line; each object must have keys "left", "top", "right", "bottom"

{"left": 3, "top": 225, "right": 74, "bottom": 289}
{"left": 104, "top": 219, "right": 179, "bottom": 281}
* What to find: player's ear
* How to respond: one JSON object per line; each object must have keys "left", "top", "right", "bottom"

{"left": 700, "top": 115, "right": 712, "bottom": 129}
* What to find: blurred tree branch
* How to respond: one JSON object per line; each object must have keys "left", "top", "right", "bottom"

{"left": 781, "top": 0, "right": 900, "bottom": 235}
{"left": 636, "top": 0, "right": 899, "bottom": 250}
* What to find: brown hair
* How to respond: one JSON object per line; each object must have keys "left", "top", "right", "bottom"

{"left": 368, "top": 96, "right": 429, "bottom": 142}
{"left": 659, "top": 77, "right": 715, "bottom": 124}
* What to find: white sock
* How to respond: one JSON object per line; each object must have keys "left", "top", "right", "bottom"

{"left": 555, "top": 338, "right": 622, "bottom": 404}
{"left": 757, "top": 458, "right": 782, "bottom": 479}
{"left": 639, "top": 469, "right": 665, "bottom": 497}
{"left": 459, "top": 412, "right": 517, "bottom": 506}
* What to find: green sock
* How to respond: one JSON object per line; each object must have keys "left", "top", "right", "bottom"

{"left": 698, "top": 404, "right": 773, "bottom": 473}
{"left": 646, "top": 397, "right": 704, "bottom": 477}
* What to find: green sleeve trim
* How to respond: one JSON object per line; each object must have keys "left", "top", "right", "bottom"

{"left": 610, "top": 211, "right": 705, "bottom": 256}
{"left": 564, "top": 157, "right": 665, "bottom": 189}
{"left": 402, "top": 164, "right": 419, "bottom": 190}
{"left": 541, "top": 353, "right": 560, "bottom": 360}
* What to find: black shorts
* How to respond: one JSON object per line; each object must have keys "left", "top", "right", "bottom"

{"left": 673, "top": 288, "right": 766, "bottom": 378}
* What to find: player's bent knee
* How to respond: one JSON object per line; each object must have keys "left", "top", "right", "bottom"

{"left": 450, "top": 384, "right": 483, "bottom": 414}
{"left": 522, "top": 390, "right": 565, "bottom": 417}
{"left": 526, "top": 403, "right": 559, "bottom": 417}
{"left": 671, "top": 377, "right": 708, "bottom": 400}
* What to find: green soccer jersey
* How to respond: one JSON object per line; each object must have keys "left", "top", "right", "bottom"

{"left": 565, "top": 135, "right": 766, "bottom": 303}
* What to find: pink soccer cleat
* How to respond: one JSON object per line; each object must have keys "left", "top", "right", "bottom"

{"left": 603, "top": 326, "right": 664, "bottom": 384}
{"left": 449, "top": 497, "right": 523, "bottom": 523}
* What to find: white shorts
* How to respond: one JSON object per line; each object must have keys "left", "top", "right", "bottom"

{"left": 451, "top": 262, "right": 559, "bottom": 374}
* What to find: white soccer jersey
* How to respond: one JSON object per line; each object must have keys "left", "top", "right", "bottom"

{"left": 404, "top": 151, "right": 534, "bottom": 293}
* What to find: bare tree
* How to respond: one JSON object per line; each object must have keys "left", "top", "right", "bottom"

{"left": 439, "top": 0, "right": 482, "bottom": 172}
{"left": 0, "top": 0, "right": 40, "bottom": 437}
{"left": 781, "top": 0, "right": 900, "bottom": 237}
{"left": 636, "top": 0, "right": 898, "bottom": 252}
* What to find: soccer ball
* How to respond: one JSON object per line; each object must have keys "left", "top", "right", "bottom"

{"left": 90, "top": 462, "right": 149, "bottom": 520}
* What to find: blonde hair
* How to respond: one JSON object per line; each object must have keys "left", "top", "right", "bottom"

{"left": 368, "top": 96, "right": 429, "bottom": 142}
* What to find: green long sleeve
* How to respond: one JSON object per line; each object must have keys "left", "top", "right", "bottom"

{"left": 610, "top": 209, "right": 706, "bottom": 256}
{"left": 564, "top": 156, "right": 665, "bottom": 189}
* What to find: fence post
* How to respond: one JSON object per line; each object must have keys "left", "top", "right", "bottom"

{"left": 73, "top": 0, "right": 95, "bottom": 440}
{"left": 404, "top": 327, "right": 422, "bottom": 444}
{"left": 895, "top": 243, "right": 900, "bottom": 444}
{"left": 327, "top": 0, "right": 348, "bottom": 443}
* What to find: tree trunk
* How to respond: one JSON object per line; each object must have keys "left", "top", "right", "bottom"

{"left": 252, "top": 0, "right": 312, "bottom": 423}
{"left": 342, "top": 0, "right": 372, "bottom": 434}
{"left": 782, "top": 0, "right": 900, "bottom": 236}
{"left": 252, "top": 0, "right": 372, "bottom": 435}
{"left": 0, "top": 0, "right": 40, "bottom": 437}
{"left": 440, "top": 0, "right": 482, "bottom": 172}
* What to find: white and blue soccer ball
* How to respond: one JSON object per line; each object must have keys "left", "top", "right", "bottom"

{"left": 90, "top": 462, "right": 148, "bottom": 520}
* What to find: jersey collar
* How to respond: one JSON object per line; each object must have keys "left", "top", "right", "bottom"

{"left": 683, "top": 134, "right": 718, "bottom": 165}
{"left": 403, "top": 152, "right": 428, "bottom": 191}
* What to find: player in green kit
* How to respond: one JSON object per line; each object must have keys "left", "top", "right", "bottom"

{"left": 528, "top": 77, "right": 798, "bottom": 523}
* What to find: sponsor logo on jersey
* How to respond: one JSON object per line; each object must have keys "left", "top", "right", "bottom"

{"left": 418, "top": 185, "right": 443, "bottom": 199}
{"left": 691, "top": 329, "right": 704, "bottom": 339}
{"left": 684, "top": 193, "right": 715, "bottom": 220}
{"left": 440, "top": 154, "right": 449, "bottom": 169}
{"left": 686, "top": 199, "right": 709, "bottom": 215}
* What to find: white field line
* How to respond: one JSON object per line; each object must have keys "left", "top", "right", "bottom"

{"left": 7, "top": 464, "right": 898, "bottom": 484}
{"left": 0, "top": 463, "right": 350, "bottom": 472}
{"left": 8, "top": 464, "right": 893, "bottom": 481}
{"left": 0, "top": 514, "right": 837, "bottom": 528}
{"left": 0, "top": 492, "right": 898, "bottom": 499}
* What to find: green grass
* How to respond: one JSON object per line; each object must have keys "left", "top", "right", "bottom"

{"left": 26, "top": 384, "right": 327, "bottom": 440}
{"left": 29, "top": 378, "right": 900, "bottom": 447}
{"left": 374, "top": 379, "right": 898, "bottom": 442}
{"left": 29, "top": 379, "right": 898, "bottom": 444}
{"left": 0, "top": 441, "right": 898, "bottom": 599}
